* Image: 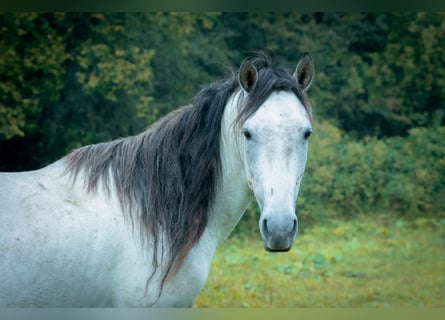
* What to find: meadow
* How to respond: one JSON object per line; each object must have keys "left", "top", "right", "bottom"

{"left": 193, "top": 215, "right": 444, "bottom": 307}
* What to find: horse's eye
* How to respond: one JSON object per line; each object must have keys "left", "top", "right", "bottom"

{"left": 303, "top": 129, "right": 312, "bottom": 139}
{"left": 242, "top": 129, "right": 252, "bottom": 140}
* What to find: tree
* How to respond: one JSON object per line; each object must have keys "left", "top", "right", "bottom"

{"left": 0, "top": 13, "right": 233, "bottom": 170}
{"left": 2, "top": 13, "right": 444, "bottom": 170}
{"left": 304, "top": 13, "right": 445, "bottom": 137}
{"left": 0, "top": 13, "right": 66, "bottom": 140}
{"left": 359, "top": 12, "right": 445, "bottom": 136}
{"left": 0, "top": 13, "right": 156, "bottom": 170}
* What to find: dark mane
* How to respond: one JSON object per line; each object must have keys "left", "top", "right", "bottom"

{"left": 64, "top": 51, "right": 311, "bottom": 294}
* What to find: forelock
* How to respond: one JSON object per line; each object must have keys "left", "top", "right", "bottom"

{"left": 235, "top": 52, "right": 311, "bottom": 126}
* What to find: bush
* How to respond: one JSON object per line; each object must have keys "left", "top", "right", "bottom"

{"left": 301, "top": 123, "right": 445, "bottom": 220}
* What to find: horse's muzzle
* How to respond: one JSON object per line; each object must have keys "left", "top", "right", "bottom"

{"left": 260, "top": 215, "right": 297, "bottom": 252}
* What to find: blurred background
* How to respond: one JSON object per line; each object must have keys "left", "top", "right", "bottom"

{"left": 1, "top": 13, "right": 444, "bottom": 306}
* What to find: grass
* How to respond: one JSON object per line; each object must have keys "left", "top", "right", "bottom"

{"left": 193, "top": 215, "right": 445, "bottom": 307}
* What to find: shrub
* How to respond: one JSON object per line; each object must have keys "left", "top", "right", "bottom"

{"left": 301, "top": 123, "right": 444, "bottom": 220}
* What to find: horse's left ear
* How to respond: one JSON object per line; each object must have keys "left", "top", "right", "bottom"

{"left": 239, "top": 58, "right": 258, "bottom": 93}
{"left": 293, "top": 53, "right": 314, "bottom": 92}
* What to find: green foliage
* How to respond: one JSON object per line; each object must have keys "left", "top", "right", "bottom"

{"left": 0, "top": 13, "right": 231, "bottom": 170}
{"left": 298, "top": 123, "right": 445, "bottom": 220}
{"left": 0, "top": 13, "right": 66, "bottom": 139}
{"left": 0, "top": 13, "right": 157, "bottom": 169}
{"left": 355, "top": 13, "right": 445, "bottom": 137}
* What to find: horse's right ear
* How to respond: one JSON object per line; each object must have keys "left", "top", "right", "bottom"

{"left": 238, "top": 58, "right": 258, "bottom": 93}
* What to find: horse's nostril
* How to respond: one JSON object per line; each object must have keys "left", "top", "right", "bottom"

{"left": 292, "top": 219, "right": 297, "bottom": 233}
{"left": 262, "top": 219, "right": 270, "bottom": 236}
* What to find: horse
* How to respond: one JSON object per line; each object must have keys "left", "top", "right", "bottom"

{"left": 0, "top": 52, "right": 314, "bottom": 307}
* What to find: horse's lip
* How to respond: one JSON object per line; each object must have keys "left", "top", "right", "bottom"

{"left": 264, "top": 244, "right": 292, "bottom": 253}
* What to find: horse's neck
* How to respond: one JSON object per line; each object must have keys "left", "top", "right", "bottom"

{"left": 204, "top": 91, "right": 252, "bottom": 247}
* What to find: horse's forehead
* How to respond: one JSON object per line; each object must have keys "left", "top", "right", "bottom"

{"left": 248, "top": 91, "right": 310, "bottom": 127}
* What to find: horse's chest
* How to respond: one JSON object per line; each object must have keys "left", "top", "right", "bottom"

{"left": 153, "top": 246, "right": 213, "bottom": 307}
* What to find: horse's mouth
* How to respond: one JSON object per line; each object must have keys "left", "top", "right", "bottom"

{"left": 263, "top": 236, "right": 293, "bottom": 252}
{"left": 264, "top": 245, "right": 292, "bottom": 253}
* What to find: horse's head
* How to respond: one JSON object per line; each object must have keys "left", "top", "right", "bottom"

{"left": 237, "top": 53, "right": 314, "bottom": 252}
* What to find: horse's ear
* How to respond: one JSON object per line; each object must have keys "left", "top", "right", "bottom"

{"left": 293, "top": 53, "right": 314, "bottom": 92}
{"left": 238, "top": 58, "right": 258, "bottom": 93}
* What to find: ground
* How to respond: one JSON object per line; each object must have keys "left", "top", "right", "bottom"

{"left": 194, "top": 215, "right": 445, "bottom": 307}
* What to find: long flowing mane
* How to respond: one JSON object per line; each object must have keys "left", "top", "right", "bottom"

{"left": 64, "top": 52, "right": 311, "bottom": 292}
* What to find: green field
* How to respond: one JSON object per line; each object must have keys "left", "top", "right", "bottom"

{"left": 193, "top": 215, "right": 445, "bottom": 307}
